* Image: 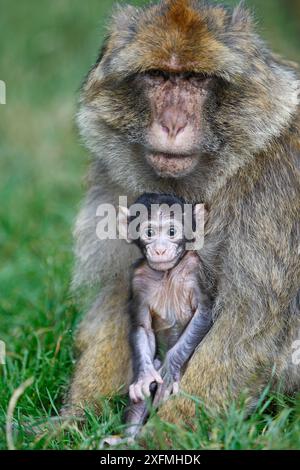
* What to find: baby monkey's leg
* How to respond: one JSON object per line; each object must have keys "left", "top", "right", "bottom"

{"left": 129, "top": 304, "right": 163, "bottom": 402}
{"left": 100, "top": 359, "right": 161, "bottom": 447}
{"left": 100, "top": 401, "right": 149, "bottom": 448}
{"left": 125, "top": 358, "right": 161, "bottom": 440}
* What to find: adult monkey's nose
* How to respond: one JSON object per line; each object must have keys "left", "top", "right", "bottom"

{"left": 160, "top": 108, "right": 187, "bottom": 139}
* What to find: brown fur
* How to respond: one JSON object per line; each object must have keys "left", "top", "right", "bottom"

{"left": 67, "top": 0, "right": 300, "bottom": 425}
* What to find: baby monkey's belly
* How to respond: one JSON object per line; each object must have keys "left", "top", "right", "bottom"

{"left": 150, "top": 295, "right": 195, "bottom": 352}
{"left": 153, "top": 317, "right": 187, "bottom": 353}
{"left": 133, "top": 252, "right": 201, "bottom": 353}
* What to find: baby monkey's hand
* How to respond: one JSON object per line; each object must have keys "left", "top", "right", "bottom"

{"left": 129, "top": 366, "right": 163, "bottom": 403}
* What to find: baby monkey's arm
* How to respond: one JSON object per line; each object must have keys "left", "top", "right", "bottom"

{"left": 167, "top": 306, "right": 212, "bottom": 372}
{"left": 129, "top": 297, "right": 163, "bottom": 403}
{"left": 154, "top": 305, "right": 212, "bottom": 406}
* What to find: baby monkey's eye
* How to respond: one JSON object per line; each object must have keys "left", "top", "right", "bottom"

{"left": 145, "top": 227, "right": 155, "bottom": 238}
{"left": 168, "top": 226, "right": 177, "bottom": 238}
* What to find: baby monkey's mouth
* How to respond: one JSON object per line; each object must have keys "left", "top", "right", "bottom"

{"left": 146, "top": 152, "right": 198, "bottom": 178}
{"left": 148, "top": 256, "right": 181, "bottom": 272}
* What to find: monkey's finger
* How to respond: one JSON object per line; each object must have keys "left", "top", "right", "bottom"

{"left": 153, "top": 371, "right": 163, "bottom": 384}
{"left": 153, "top": 385, "right": 165, "bottom": 408}
{"left": 129, "top": 385, "right": 140, "bottom": 404}
{"left": 162, "top": 389, "right": 171, "bottom": 403}
{"left": 142, "top": 375, "right": 160, "bottom": 397}
{"left": 172, "top": 382, "right": 179, "bottom": 395}
{"left": 135, "top": 384, "right": 146, "bottom": 402}
{"left": 142, "top": 383, "right": 151, "bottom": 398}
{"left": 129, "top": 385, "right": 136, "bottom": 402}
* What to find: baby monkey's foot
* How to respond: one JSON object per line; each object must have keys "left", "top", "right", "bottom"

{"left": 129, "top": 367, "right": 163, "bottom": 403}
{"left": 99, "top": 435, "right": 134, "bottom": 448}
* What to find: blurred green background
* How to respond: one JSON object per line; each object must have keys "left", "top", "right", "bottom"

{"left": 0, "top": 0, "right": 299, "bottom": 450}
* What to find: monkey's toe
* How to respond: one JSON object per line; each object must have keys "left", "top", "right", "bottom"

{"left": 99, "top": 435, "right": 134, "bottom": 449}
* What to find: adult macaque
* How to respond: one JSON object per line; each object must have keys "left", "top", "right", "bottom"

{"left": 67, "top": 0, "right": 300, "bottom": 424}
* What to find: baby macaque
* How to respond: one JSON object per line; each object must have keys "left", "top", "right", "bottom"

{"left": 102, "top": 193, "right": 212, "bottom": 446}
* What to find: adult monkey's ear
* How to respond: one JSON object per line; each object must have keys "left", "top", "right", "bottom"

{"left": 231, "top": 2, "right": 253, "bottom": 32}
{"left": 118, "top": 206, "right": 132, "bottom": 243}
{"left": 93, "top": 5, "right": 139, "bottom": 81}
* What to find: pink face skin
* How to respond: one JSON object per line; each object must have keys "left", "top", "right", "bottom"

{"left": 139, "top": 215, "right": 185, "bottom": 271}
{"left": 140, "top": 71, "right": 211, "bottom": 178}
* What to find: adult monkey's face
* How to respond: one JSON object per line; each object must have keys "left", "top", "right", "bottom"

{"left": 138, "top": 69, "right": 212, "bottom": 177}
{"left": 78, "top": 0, "right": 298, "bottom": 181}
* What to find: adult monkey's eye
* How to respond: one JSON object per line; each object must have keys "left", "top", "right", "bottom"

{"left": 184, "top": 72, "right": 211, "bottom": 87}
{"left": 144, "top": 69, "right": 168, "bottom": 84}
{"left": 148, "top": 69, "right": 167, "bottom": 78}
{"left": 168, "top": 226, "right": 177, "bottom": 238}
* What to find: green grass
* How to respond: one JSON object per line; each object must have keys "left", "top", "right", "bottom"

{"left": 0, "top": 0, "right": 299, "bottom": 450}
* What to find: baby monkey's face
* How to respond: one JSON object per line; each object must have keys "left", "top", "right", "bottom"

{"left": 139, "top": 211, "right": 185, "bottom": 271}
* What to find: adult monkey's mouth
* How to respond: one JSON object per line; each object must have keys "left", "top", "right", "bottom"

{"left": 146, "top": 152, "right": 198, "bottom": 178}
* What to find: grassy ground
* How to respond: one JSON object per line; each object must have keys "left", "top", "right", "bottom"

{"left": 0, "top": 0, "right": 299, "bottom": 450}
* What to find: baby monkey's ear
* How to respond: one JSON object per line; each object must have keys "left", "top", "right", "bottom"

{"left": 118, "top": 206, "right": 132, "bottom": 243}
{"left": 194, "top": 204, "right": 207, "bottom": 225}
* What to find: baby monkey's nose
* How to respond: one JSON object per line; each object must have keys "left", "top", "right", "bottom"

{"left": 155, "top": 247, "right": 167, "bottom": 256}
